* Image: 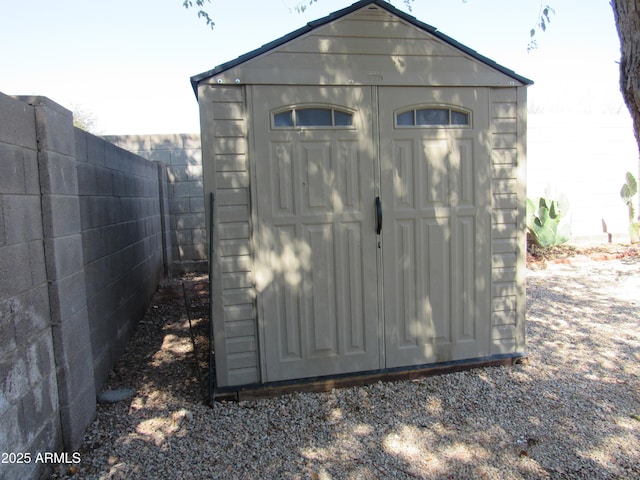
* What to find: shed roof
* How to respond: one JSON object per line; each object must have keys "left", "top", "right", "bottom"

{"left": 191, "top": 0, "right": 533, "bottom": 96}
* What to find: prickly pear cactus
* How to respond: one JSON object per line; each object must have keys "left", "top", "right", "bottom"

{"left": 526, "top": 197, "right": 570, "bottom": 248}
{"left": 620, "top": 172, "right": 638, "bottom": 222}
{"left": 620, "top": 172, "right": 640, "bottom": 243}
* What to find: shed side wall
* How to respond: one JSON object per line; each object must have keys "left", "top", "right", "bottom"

{"left": 200, "top": 85, "right": 258, "bottom": 388}
{"left": 489, "top": 87, "right": 526, "bottom": 355}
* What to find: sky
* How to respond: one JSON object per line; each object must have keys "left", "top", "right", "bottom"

{"left": 0, "top": 0, "right": 625, "bottom": 134}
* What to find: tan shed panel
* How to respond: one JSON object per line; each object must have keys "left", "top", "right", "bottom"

{"left": 199, "top": 84, "right": 259, "bottom": 386}
{"left": 197, "top": 5, "right": 528, "bottom": 88}
{"left": 489, "top": 87, "right": 527, "bottom": 355}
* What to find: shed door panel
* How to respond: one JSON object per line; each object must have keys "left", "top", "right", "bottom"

{"left": 252, "top": 86, "right": 380, "bottom": 382}
{"left": 378, "top": 87, "right": 492, "bottom": 368}
{"left": 252, "top": 86, "right": 492, "bottom": 383}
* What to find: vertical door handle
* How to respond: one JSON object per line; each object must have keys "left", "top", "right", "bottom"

{"left": 375, "top": 196, "right": 382, "bottom": 235}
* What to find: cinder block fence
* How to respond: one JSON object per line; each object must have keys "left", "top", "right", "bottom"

{"left": 103, "top": 134, "right": 206, "bottom": 274}
{"left": 0, "top": 93, "right": 173, "bottom": 480}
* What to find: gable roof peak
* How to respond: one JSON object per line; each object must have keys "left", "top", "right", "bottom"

{"left": 191, "top": 0, "right": 532, "bottom": 96}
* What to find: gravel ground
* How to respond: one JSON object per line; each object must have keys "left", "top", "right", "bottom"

{"left": 52, "top": 256, "right": 640, "bottom": 479}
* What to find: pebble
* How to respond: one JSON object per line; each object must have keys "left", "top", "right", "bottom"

{"left": 96, "top": 388, "right": 136, "bottom": 404}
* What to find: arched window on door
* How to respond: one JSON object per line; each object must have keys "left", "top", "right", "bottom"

{"left": 273, "top": 106, "right": 354, "bottom": 128}
{"left": 396, "top": 106, "right": 470, "bottom": 128}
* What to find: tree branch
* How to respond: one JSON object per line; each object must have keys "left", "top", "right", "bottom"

{"left": 528, "top": 2, "right": 555, "bottom": 52}
{"left": 183, "top": 0, "right": 215, "bottom": 29}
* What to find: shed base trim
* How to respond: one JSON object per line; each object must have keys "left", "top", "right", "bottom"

{"left": 211, "top": 353, "right": 527, "bottom": 403}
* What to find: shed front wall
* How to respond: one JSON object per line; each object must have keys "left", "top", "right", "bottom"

{"left": 198, "top": 1, "right": 526, "bottom": 389}
{"left": 200, "top": 82, "right": 527, "bottom": 388}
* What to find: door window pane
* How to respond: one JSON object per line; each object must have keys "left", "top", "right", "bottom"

{"left": 334, "top": 110, "right": 353, "bottom": 126}
{"left": 396, "top": 111, "right": 415, "bottom": 126}
{"left": 416, "top": 108, "right": 449, "bottom": 125}
{"left": 451, "top": 110, "right": 470, "bottom": 125}
{"left": 274, "top": 111, "right": 294, "bottom": 127}
{"left": 296, "top": 108, "right": 332, "bottom": 126}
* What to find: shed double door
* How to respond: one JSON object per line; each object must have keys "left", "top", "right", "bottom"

{"left": 253, "top": 86, "right": 490, "bottom": 383}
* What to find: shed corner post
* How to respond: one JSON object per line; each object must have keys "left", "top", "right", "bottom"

{"left": 516, "top": 85, "right": 528, "bottom": 354}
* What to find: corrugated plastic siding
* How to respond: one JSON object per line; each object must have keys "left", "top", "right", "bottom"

{"left": 490, "top": 87, "right": 526, "bottom": 355}
{"left": 201, "top": 85, "right": 259, "bottom": 387}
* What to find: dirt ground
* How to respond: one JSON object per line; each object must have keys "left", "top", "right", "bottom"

{"left": 91, "top": 273, "right": 211, "bottom": 406}
{"left": 526, "top": 242, "right": 640, "bottom": 269}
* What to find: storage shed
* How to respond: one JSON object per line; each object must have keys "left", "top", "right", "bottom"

{"left": 191, "top": 0, "right": 532, "bottom": 396}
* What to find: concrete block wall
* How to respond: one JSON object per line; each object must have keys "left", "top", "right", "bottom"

{"left": 0, "top": 92, "right": 62, "bottom": 480}
{"left": 0, "top": 92, "right": 169, "bottom": 480}
{"left": 75, "top": 130, "right": 164, "bottom": 389}
{"left": 103, "top": 134, "right": 206, "bottom": 273}
{"left": 22, "top": 95, "right": 97, "bottom": 456}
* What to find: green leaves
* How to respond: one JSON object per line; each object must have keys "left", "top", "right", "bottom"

{"left": 528, "top": 4, "right": 555, "bottom": 52}
{"left": 292, "top": 0, "right": 318, "bottom": 14}
{"left": 540, "top": 6, "right": 554, "bottom": 32}
{"left": 183, "top": 0, "right": 215, "bottom": 29}
{"left": 620, "top": 171, "right": 638, "bottom": 222}
{"left": 620, "top": 172, "right": 638, "bottom": 202}
{"left": 526, "top": 196, "right": 571, "bottom": 248}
